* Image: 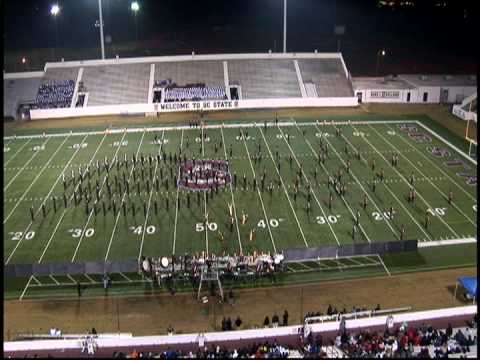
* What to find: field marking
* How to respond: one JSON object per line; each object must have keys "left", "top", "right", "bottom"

{"left": 386, "top": 124, "right": 476, "bottom": 202}
{"left": 66, "top": 274, "right": 77, "bottom": 284}
{"left": 70, "top": 131, "right": 128, "bottom": 262}
{"left": 329, "top": 123, "right": 427, "bottom": 241}
{"left": 36, "top": 133, "right": 108, "bottom": 264}
{"left": 118, "top": 272, "right": 133, "bottom": 282}
{"left": 258, "top": 127, "right": 309, "bottom": 247}
{"left": 370, "top": 124, "right": 475, "bottom": 227}
{"left": 104, "top": 131, "right": 146, "bottom": 261}
{"left": 31, "top": 276, "right": 42, "bottom": 286}
{"left": 137, "top": 131, "right": 166, "bottom": 262}
{"left": 49, "top": 275, "right": 60, "bottom": 285}
{"left": 84, "top": 274, "right": 96, "bottom": 284}
{"left": 19, "top": 276, "right": 33, "bottom": 300}
{"left": 415, "top": 121, "right": 476, "bottom": 166}
{"left": 5, "top": 134, "right": 90, "bottom": 265}
{"left": 4, "top": 138, "right": 51, "bottom": 191}
{"left": 277, "top": 125, "right": 340, "bottom": 246}
{"left": 172, "top": 129, "right": 184, "bottom": 255}
{"left": 201, "top": 124, "right": 210, "bottom": 255}
{"left": 240, "top": 129, "right": 277, "bottom": 253}
{"left": 300, "top": 122, "right": 371, "bottom": 243}
{"left": 3, "top": 120, "right": 420, "bottom": 141}
{"left": 220, "top": 126, "right": 243, "bottom": 254}
{"left": 4, "top": 139, "right": 32, "bottom": 167}
{"left": 376, "top": 254, "right": 392, "bottom": 277}
{"left": 350, "top": 123, "right": 459, "bottom": 238}
{"left": 4, "top": 135, "right": 70, "bottom": 224}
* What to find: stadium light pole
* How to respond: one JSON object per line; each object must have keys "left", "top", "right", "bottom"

{"left": 283, "top": 0, "right": 287, "bottom": 53}
{"left": 50, "top": 4, "right": 60, "bottom": 61}
{"left": 376, "top": 49, "right": 386, "bottom": 77}
{"left": 131, "top": 2, "right": 140, "bottom": 42}
{"left": 98, "top": 0, "right": 106, "bottom": 59}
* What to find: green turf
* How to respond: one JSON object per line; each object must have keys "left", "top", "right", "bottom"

{"left": 3, "top": 118, "right": 477, "bottom": 299}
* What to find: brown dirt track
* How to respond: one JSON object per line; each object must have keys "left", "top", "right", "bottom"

{"left": 4, "top": 267, "right": 476, "bottom": 340}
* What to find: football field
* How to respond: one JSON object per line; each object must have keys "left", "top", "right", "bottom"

{"left": 3, "top": 118, "right": 477, "bottom": 298}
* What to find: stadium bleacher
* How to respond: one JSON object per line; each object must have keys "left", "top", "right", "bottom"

{"left": 35, "top": 79, "right": 75, "bottom": 109}
{"left": 154, "top": 60, "right": 224, "bottom": 87}
{"left": 298, "top": 58, "right": 354, "bottom": 97}
{"left": 3, "top": 76, "right": 42, "bottom": 118}
{"left": 227, "top": 59, "right": 301, "bottom": 99}
{"left": 81, "top": 63, "right": 150, "bottom": 105}
{"left": 164, "top": 86, "right": 227, "bottom": 102}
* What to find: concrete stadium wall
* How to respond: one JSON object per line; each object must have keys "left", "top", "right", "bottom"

{"left": 29, "top": 97, "right": 359, "bottom": 120}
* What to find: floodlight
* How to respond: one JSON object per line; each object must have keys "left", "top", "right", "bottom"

{"left": 50, "top": 4, "right": 60, "bottom": 16}
{"left": 381, "top": 50, "right": 386, "bottom": 56}
{"left": 131, "top": 2, "right": 140, "bottom": 12}
{"left": 21, "top": 57, "right": 26, "bottom": 64}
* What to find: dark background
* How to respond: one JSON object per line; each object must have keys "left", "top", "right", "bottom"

{"left": 3, "top": 0, "right": 476, "bottom": 75}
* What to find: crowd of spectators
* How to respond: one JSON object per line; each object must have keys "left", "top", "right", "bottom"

{"left": 35, "top": 80, "right": 75, "bottom": 109}
{"left": 164, "top": 86, "right": 227, "bottom": 102}
{"left": 336, "top": 317, "right": 477, "bottom": 358}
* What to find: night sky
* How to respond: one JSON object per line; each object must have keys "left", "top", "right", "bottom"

{"left": 3, "top": 0, "right": 476, "bottom": 75}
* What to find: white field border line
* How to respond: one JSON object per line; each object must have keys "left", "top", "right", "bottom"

{"left": 415, "top": 121, "right": 477, "bottom": 166}
{"left": 385, "top": 124, "right": 476, "bottom": 203}
{"left": 31, "top": 275, "right": 42, "bottom": 285}
{"left": 49, "top": 275, "right": 61, "bottom": 285}
{"left": 220, "top": 126, "right": 243, "bottom": 254}
{"left": 418, "top": 237, "right": 476, "bottom": 248}
{"left": 4, "top": 135, "right": 70, "bottom": 224}
{"left": 36, "top": 133, "right": 108, "bottom": 264}
{"left": 172, "top": 129, "right": 185, "bottom": 255}
{"left": 104, "top": 131, "right": 147, "bottom": 261}
{"left": 19, "top": 276, "right": 33, "bottom": 300}
{"left": 70, "top": 131, "right": 128, "bottom": 262}
{"left": 240, "top": 129, "right": 277, "bottom": 253}
{"left": 369, "top": 124, "right": 476, "bottom": 227}
{"left": 350, "top": 123, "right": 459, "bottom": 238}
{"left": 258, "top": 126, "right": 309, "bottom": 247}
{"left": 4, "top": 137, "right": 51, "bottom": 191}
{"left": 5, "top": 134, "right": 90, "bottom": 265}
{"left": 277, "top": 125, "right": 340, "bottom": 246}
{"left": 301, "top": 123, "right": 371, "bottom": 243}
{"left": 137, "top": 130, "right": 166, "bottom": 262}
{"left": 4, "top": 139, "right": 32, "bottom": 167}
{"left": 202, "top": 124, "right": 209, "bottom": 256}
{"left": 330, "top": 123, "right": 428, "bottom": 241}
{"left": 376, "top": 254, "right": 392, "bottom": 277}
{"left": 3, "top": 120, "right": 419, "bottom": 141}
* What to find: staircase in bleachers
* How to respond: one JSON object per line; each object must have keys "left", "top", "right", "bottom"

{"left": 81, "top": 63, "right": 150, "bottom": 106}
{"left": 298, "top": 59, "right": 354, "bottom": 97}
{"left": 228, "top": 59, "right": 301, "bottom": 99}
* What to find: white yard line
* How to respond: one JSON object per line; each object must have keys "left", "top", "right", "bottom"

{"left": 4, "top": 139, "right": 32, "bottom": 167}
{"left": 350, "top": 123, "right": 459, "bottom": 238}
{"left": 4, "top": 135, "right": 70, "bottom": 224}
{"left": 376, "top": 254, "right": 392, "bottom": 277}
{"left": 386, "top": 124, "right": 476, "bottom": 202}
{"left": 104, "top": 131, "right": 146, "bottom": 261}
{"left": 5, "top": 134, "right": 89, "bottom": 265}
{"left": 4, "top": 138, "right": 51, "bottom": 191}
{"left": 258, "top": 127, "right": 309, "bottom": 247}
{"left": 172, "top": 130, "right": 184, "bottom": 255}
{"left": 371, "top": 124, "right": 476, "bottom": 227}
{"left": 19, "top": 276, "right": 33, "bottom": 300}
{"left": 118, "top": 272, "right": 133, "bottom": 282}
{"left": 277, "top": 125, "right": 340, "bottom": 246}
{"left": 240, "top": 129, "right": 277, "bottom": 253}
{"left": 36, "top": 133, "right": 108, "bottom": 264}
{"left": 137, "top": 131, "right": 166, "bottom": 262}
{"left": 31, "top": 275, "right": 42, "bottom": 285}
{"left": 220, "top": 126, "right": 243, "bottom": 254}
{"left": 49, "top": 275, "right": 61, "bottom": 285}
{"left": 201, "top": 124, "right": 209, "bottom": 255}
{"left": 70, "top": 132, "right": 128, "bottom": 262}
{"left": 301, "top": 125, "right": 371, "bottom": 243}
{"left": 84, "top": 274, "right": 96, "bottom": 284}
{"left": 327, "top": 124, "right": 431, "bottom": 240}
{"left": 66, "top": 274, "right": 77, "bottom": 284}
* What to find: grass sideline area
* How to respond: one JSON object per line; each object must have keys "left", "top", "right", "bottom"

{"left": 4, "top": 108, "right": 477, "bottom": 300}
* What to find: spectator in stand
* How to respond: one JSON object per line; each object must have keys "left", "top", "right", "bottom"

{"left": 167, "top": 324, "right": 174, "bottom": 335}
{"left": 327, "top": 304, "right": 333, "bottom": 315}
{"left": 272, "top": 313, "right": 279, "bottom": 327}
{"left": 235, "top": 316, "right": 242, "bottom": 329}
{"left": 263, "top": 316, "right": 270, "bottom": 328}
{"left": 283, "top": 310, "right": 289, "bottom": 326}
